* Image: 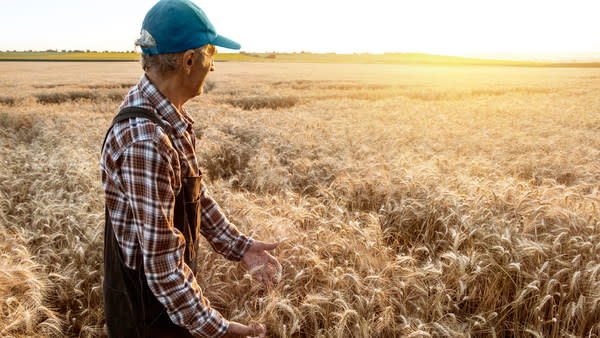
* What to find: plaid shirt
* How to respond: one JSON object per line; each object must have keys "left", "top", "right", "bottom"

{"left": 100, "top": 74, "right": 252, "bottom": 337}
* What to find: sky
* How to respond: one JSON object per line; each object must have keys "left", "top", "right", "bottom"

{"left": 1, "top": 0, "right": 599, "bottom": 60}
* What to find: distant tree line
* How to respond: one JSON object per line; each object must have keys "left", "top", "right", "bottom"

{"left": 1, "top": 49, "right": 136, "bottom": 53}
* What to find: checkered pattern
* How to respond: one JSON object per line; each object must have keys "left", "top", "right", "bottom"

{"left": 100, "top": 74, "right": 252, "bottom": 337}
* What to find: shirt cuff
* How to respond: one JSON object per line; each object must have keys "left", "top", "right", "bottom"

{"left": 227, "top": 234, "right": 253, "bottom": 261}
{"left": 189, "top": 309, "right": 230, "bottom": 338}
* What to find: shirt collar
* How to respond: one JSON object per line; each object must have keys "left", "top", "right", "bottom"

{"left": 137, "top": 73, "right": 194, "bottom": 136}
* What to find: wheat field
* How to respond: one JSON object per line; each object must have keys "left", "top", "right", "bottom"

{"left": 0, "top": 61, "right": 599, "bottom": 337}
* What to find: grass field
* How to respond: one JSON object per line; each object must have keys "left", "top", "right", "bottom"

{"left": 2, "top": 51, "right": 600, "bottom": 67}
{"left": 0, "top": 61, "right": 599, "bottom": 337}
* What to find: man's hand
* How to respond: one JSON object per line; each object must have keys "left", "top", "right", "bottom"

{"left": 223, "top": 321, "right": 265, "bottom": 338}
{"left": 241, "top": 240, "right": 281, "bottom": 286}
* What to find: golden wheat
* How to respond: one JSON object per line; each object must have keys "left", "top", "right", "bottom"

{"left": 0, "top": 62, "right": 598, "bottom": 337}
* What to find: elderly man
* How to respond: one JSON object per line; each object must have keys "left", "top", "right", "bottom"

{"left": 100, "top": 0, "right": 279, "bottom": 337}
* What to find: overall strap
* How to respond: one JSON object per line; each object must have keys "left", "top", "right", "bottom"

{"left": 101, "top": 106, "right": 175, "bottom": 152}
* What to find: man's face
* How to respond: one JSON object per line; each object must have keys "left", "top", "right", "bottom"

{"left": 189, "top": 44, "right": 216, "bottom": 96}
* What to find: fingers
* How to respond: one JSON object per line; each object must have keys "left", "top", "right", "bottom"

{"left": 254, "top": 240, "right": 278, "bottom": 251}
{"left": 267, "top": 257, "right": 280, "bottom": 284}
{"left": 267, "top": 254, "right": 280, "bottom": 268}
{"left": 251, "top": 262, "right": 277, "bottom": 286}
{"left": 257, "top": 267, "right": 273, "bottom": 286}
{"left": 244, "top": 239, "right": 281, "bottom": 286}
{"left": 225, "top": 321, "right": 263, "bottom": 338}
{"left": 267, "top": 254, "right": 281, "bottom": 284}
{"left": 264, "top": 267, "right": 276, "bottom": 286}
{"left": 249, "top": 323, "right": 266, "bottom": 338}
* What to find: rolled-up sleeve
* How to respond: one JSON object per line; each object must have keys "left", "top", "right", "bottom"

{"left": 120, "top": 139, "right": 229, "bottom": 337}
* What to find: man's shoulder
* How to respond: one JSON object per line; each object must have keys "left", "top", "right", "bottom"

{"left": 103, "top": 109, "right": 174, "bottom": 162}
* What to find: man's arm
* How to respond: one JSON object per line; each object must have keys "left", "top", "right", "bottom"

{"left": 199, "top": 185, "right": 253, "bottom": 261}
{"left": 200, "top": 185, "right": 281, "bottom": 287}
{"left": 120, "top": 139, "right": 229, "bottom": 337}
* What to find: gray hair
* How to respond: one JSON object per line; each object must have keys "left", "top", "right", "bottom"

{"left": 140, "top": 45, "right": 213, "bottom": 75}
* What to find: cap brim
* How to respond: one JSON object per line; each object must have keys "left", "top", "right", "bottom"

{"left": 211, "top": 34, "right": 241, "bottom": 50}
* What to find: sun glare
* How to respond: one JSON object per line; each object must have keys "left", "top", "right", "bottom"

{"left": 210, "top": 0, "right": 599, "bottom": 58}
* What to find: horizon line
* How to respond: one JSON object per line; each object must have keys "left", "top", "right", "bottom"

{"left": 2, "top": 49, "right": 600, "bottom": 63}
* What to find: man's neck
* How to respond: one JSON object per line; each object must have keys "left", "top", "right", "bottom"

{"left": 145, "top": 71, "right": 188, "bottom": 111}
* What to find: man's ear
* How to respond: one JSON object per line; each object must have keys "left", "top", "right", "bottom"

{"left": 182, "top": 49, "right": 195, "bottom": 73}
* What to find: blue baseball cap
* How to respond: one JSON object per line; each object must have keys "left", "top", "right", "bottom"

{"left": 137, "top": 0, "right": 241, "bottom": 55}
